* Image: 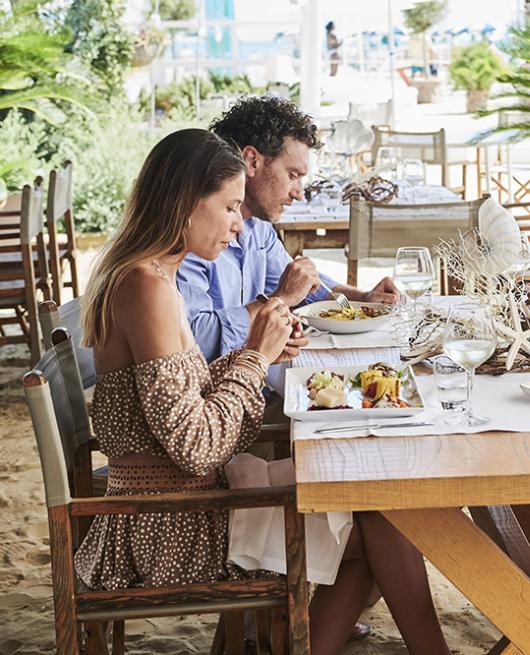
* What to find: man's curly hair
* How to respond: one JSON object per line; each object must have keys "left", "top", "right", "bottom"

{"left": 209, "top": 95, "right": 319, "bottom": 158}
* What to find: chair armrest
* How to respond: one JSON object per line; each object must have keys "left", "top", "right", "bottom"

{"left": 70, "top": 485, "right": 296, "bottom": 517}
{"left": 256, "top": 423, "right": 290, "bottom": 442}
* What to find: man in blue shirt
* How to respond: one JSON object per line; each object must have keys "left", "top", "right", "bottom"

{"left": 178, "top": 96, "right": 399, "bottom": 362}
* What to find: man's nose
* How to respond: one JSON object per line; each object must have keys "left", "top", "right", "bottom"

{"left": 291, "top": 180, "right": 304, "bottom": 201}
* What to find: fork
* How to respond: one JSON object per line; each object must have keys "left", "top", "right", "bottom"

{"left": 319, "top": 280, "right": 350, "bottom": 311}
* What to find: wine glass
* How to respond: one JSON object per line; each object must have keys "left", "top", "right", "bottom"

{"left": 402, "top": 158, "right": 425, "bottom": 201}
{"left": 376, "top": 147, "right": 400, "bottom": 179}
{"left": 393, "top": 247, "right": 435, "bottom": 303}
{"left": 317, "top": 148, "right": 337, "bottom": 180}
{"left": 442, "top": 303, "right": 496, "bottom": 427}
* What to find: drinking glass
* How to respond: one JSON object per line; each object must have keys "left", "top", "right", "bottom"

{"left": 317, "top": 148, "right": 337, "bottom": 179}
{"left": 442, "top": 303, "right": 496, "bottom": 427}
{"left": 319, "top": 185, "right": 342, "bottom": 213}
{"left": 393, "top": 247, "right": 435, "bottom": 302}
{"left": 402, "top": 158, "right": 425, "bottom": 201}
{"left": 376, "top": 147, "right": 400, "bottom": 179}
{"left": 433, "top": 355, "right": 467, "bottom": 424}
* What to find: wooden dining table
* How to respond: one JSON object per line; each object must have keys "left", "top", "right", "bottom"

{"left": 291, "top": 348, "right": 530, "bottom": 654}
{"left": 275, "top": 183, "right": 460, "bottom": 263}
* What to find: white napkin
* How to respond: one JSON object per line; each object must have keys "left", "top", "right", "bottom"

{"left": 291, "top": 372, "right": 530, "bottom": 440}
{"left": 225, "top": 453, "right": 352, "bottom": 585}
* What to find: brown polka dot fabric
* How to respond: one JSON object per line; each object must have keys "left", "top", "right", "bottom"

{"left": 75, "top": 346, "right": 269, "bottom": 590}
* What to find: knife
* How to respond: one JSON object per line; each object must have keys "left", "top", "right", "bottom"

{"left": 314, "top": 421, "right": 433, "bottom": 434}
{"left": 255, "top": 293, "right": 309, "bottom": 327}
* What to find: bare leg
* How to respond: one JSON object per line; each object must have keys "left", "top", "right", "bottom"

{"left": 309, "top": 520, "right": 375, "bottom": 655}
{"left": 357, "top": 512, "right": 450, "bottom": 655}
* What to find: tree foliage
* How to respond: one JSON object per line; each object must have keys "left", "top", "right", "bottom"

{"left": 474, "top": 22, "right": 530, "bottom": 142}
{"left": 152, "top": 0, "right": 197, "bottom": 21}
{"left": 64, "top": 0, "right": 134, "bottom": 97}
{"left": 403, "top": 1, "right": 447, "bottom": 35}
{"left": 0, "top": 0, "right": 99, "bottom": 123}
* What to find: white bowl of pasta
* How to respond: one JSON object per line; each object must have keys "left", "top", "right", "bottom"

{"left": 294, "top": 300, "right": 394, "bottom": 334}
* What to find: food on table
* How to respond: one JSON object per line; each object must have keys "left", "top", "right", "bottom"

{"left": 316, "top": 305, "right": 389, "bottom": 321}
{"left": 305, "top": 363, "right": 411, "bottom": 410}
{"left": 355, "top": 363, "right": 409, "bottom": 409}
{"left": 306, "top": 371, "right": 349, "bottom": 409}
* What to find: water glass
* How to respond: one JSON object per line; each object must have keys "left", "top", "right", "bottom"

{"left": 320, "top": 186, "right": 342, "bottom": 213}
{"left": 402, "top": 158, "right": 425, "bottom": 186}
{"left": 433, "top": 356, "right": 467, "bottom": 422}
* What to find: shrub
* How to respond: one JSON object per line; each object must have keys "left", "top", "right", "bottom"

{"left": 449, "top": 41, "right": 506, "bottom": 92}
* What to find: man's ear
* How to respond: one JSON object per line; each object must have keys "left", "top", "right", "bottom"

{"left": 242, "top": 145, "right": 262, "bottom": 178}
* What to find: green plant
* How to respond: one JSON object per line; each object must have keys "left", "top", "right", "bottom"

{"left": 403, "top": 0, "right": 447, "bottom": 34}
{"left": 449, "top": 41, "right": 506, "bottom": 92}
{"left": 403, "top": 1, "right": 447, "bottom": 78}
{"left": 64, "top": 0, "right": 135, "bottom": 97}
{"left": 0, "top": 0, "right": 100, "bottom": 123}
{"left": 474, "top": 22, "right": 530, "bottom": 141}
{"left": 151, "top": 0, "right": 197, "bottom": 21}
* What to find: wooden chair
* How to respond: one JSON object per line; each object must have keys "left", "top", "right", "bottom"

{"left": 38, "top": 297, "right": 96, "bottom": 388}
{"left": 503, "top": 201, "right": 530, "bottom": 232}
{"left": 46, "top": 161, "right": 80, "bottom": 304}
{"left": 23, "top": 328, "right": 309, "bottom": 655}
{"left": 371, "top": 126, "right": 449, "bottom": 185}
{"left": 347, "top": 196, "right": 487, "bottom": 293}
{"left": 0, "top": 178, "right": 51, "bottom": 363}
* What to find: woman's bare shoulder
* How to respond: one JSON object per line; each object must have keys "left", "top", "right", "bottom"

{"left": 115, "top": 264, "right": 180, "bottom": 322}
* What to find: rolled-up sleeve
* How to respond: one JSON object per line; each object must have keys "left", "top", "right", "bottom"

{"left": 178, "top": 256, "right": 251, "bottom": 362}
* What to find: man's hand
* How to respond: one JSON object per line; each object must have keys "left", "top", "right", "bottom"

{"left": 272, "top": 321, "right": 309, "bottom": 363}
{"left": 364, "top": 276, "right": 400, "bottom": 304}
{"left": 272, "top": 257, "right": 320, "bottom": 307}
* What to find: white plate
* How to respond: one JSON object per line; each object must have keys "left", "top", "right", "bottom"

{"left": 294, "top": 300, "right": 394, "bottom": 334}
{"left": 284, "top": 365, "right": 425, "bottom": 421}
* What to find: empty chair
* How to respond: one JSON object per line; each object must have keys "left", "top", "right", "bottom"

{"left": 46, "top": 161, "right": 80, "bottom": 304}
{"left": 0, "top": 178, "right": 51, "bottom": 363}
{"left": 371, "top": 126, "right": 449, "bottom": 185}
{"left": 347, "top": 196, "right": 487, "bottom": 292}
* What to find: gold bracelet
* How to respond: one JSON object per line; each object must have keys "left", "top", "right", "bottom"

{"left": 236, "top": 349, "right": 269, "bottom": 380}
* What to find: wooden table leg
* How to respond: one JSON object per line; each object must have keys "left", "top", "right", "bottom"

{"left": 382, "top": 507, "right": 530, "bottom": 654}
{"left": 282, "top": 232, "right": 306, "bottom": 259}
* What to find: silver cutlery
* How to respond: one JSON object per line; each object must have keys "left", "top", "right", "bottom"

{"left": 314, "top": 421, "right": 433, "bottom": 434}
{"left": 319, "top": 280, "right": 351, "bottom": 311}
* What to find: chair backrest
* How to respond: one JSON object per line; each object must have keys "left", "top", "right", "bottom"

{"left": 348, "top": 196, "right": 486, "bottom": 260}
{"left": 46, "top": 161, "right": 75, "bottom": 304}
{"left": 47, "top": 161, "right": 73, "bottom": 224}
{"left": 348, "top": 99, "right": 392, "bottom": 127}
{"left": 38, "top": 297, "right": 96, "bottom": 388}
{"left": 371, "top": 127, "right": 447, "bottom": 182}
{"left": 24, "top": 370, "right": 72, "bottom": 509}
{"left": 27, "top": 329, "right": 92, "bottom": 481}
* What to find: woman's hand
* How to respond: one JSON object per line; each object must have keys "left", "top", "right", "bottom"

{"left": 246, "top": 297, "right": 293, "bottom": 363}
{"left": 272, "top": 320, "right": 309, "bottom": 363}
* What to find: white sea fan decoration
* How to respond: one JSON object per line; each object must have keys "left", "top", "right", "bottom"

{"left": 327, "top": 119, "right": 374, "bottom": 156}
{"left": 476, "top": 196, "right": 521, "bottom": 274}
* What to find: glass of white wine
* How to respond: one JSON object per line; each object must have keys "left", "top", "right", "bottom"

{"left": 442, "top": 303, "right": 496, "bottom": 427}
{"left": 393, "top": 247, "right": 435, "bottom": 303}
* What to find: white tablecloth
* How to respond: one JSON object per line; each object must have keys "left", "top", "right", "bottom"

{"left": 291, "top": 370, "right": 530, "bottom": 441}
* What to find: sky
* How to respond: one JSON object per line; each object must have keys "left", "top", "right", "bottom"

{"left": 234, "top": 0, "right": 522, "bottom": 42}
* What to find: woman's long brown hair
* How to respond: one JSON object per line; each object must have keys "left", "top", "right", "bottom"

{"left": 82, "top": 128, "right": 245, "bottom": 348}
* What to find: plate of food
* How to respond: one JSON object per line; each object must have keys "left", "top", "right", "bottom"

{"left": 293, "top": 301, "right": 394, "bottom": 334}
{"left": 284, "top": 362, "right": 424, "bottom": 421}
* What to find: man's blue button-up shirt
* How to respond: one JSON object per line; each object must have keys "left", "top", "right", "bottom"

{"left": 177, "top": 217, "right": 338, "bottom": 362}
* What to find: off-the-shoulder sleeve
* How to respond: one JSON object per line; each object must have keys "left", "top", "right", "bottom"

{"left": 133, "top": 350, "right": 269, "bottom": 476}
